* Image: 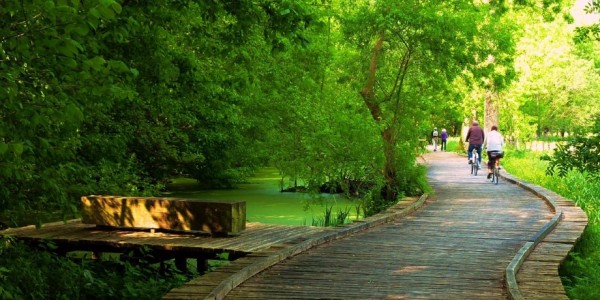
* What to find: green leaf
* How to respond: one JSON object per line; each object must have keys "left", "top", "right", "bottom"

{"left": 0, "top": 167, "right": 11, "bottom": 178}
{"left": 108, "top": 60, "right": 130, "bottom": 73}
{"left": 45, "top": 1, "right": 55, "bottom": 10}
{"left": 0, "top": 143, "right": 8, "bottom": 155}
{"left": 88, "top": 56, "right": 106, "bottom": 71}
{"left": 71, "top": 0, "right": 80, "bottom": 9}
{"left": 73, "top": 25, "right": 90, "bottom": 36}
{"left": 111, "top": 2, "right": 123, "bottom": 14}
{"left": 62, "top": 57, "right": 78, "bottom": 69}
{"left": 88, "top": 7, "right": 101, "bottom": 19}
{"left": 11, "top": 143, "right": 24, "bottom": 156}
{"left": 65, "top": 104, "right": 84, "bottom": 122}
{"left": 69, "top": 38, "right": 84, "bottom": 52}
{"left": 97, "top": 5, "right": 116, "bottom": 19}
{"left": 39, "top": 138, "right": 50, "bottom": 149}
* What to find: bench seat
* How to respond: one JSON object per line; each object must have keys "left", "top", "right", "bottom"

{"left": 80, "top": 195, "right": 246, "bottom": 235}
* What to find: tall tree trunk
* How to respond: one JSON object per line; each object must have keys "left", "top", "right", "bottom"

{"left": 359, "top": 32, "right": 397, "bottom": 200}
{"left": 360, "top": 33, "right": 385, "bottom": 121}
{"left": 484, "top": 90, "right": 499, "bottom": 132}
{"left": 381, "top": 127, "right": 397, "bottom": 200}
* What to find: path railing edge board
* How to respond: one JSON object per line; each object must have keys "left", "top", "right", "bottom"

{"left": 501, "top": 172, "right": 588, "bottom": 300}
{"left": 162, "top": 194, "right": 428, "bottom": 300}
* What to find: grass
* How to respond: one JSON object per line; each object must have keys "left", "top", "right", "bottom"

{"left": 501, "top": 149, "right": 600, "bottom": 299}
{"left": 446, "top": 138, "right": 463, "bottom": 153}
{"left": 311, "top": 205, "right": 353, "bottom": 227}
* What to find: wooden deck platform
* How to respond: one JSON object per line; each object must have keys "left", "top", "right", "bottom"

{"left": 0, "top": 220, "right": 335, "bottom": 260}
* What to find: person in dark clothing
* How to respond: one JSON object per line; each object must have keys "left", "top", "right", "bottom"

{"left": 465, "top": 121, "right": 485, "bottom": 167}
{"left": 440, "top": 129, "right": 448, "bottom": 151}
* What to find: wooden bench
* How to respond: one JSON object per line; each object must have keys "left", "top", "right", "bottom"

{"left": 80, "top": 195, "right": 246, "bottom": 235}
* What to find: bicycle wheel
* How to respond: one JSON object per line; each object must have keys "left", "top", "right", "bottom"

{"left": 493, "top": 167, "right": 500, "bottom": 184}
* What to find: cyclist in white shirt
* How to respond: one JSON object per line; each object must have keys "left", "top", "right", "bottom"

{"left": 484, "top": 125, "right": 504, "bottom": 179}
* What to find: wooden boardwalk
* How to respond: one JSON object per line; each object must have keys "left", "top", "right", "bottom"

{"left": 164, "top": 151, "right": 586, "bottom": 299}
{"left": 1, "top": 151, "right": 587, "bottom": 299}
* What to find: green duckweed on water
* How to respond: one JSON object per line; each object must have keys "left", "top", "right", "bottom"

{"left": 163, "top": 168, "right": 359, "bottom": 226}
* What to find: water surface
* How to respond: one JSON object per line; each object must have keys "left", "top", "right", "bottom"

{"left": 164, "top": 168, "right": 358, "bottom": 226}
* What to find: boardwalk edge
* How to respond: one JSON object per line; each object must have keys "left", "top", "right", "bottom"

{"left": 203, "top": 193, "right": 429, "bottom": 300}
{"left": 500, "top": 171, "right": 582, "bottom": 300}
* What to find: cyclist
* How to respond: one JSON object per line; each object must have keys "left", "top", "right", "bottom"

{"left": 484, "top": 125, "right": 504, "bottom": 179}
{"left": 465, "top": 121, "right": 485, "bottom": 168}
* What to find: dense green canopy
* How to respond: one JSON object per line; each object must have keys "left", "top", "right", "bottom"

{"left": 1, "top": 0, "right": 598, "bottom": 214}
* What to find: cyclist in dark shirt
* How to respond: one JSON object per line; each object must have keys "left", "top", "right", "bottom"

{"left": 465, "top": 121, "right": 485, "bottom": 167}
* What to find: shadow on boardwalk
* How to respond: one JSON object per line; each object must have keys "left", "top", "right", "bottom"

{"left": 165, "top": 151, "right": 586, "bottom": 300}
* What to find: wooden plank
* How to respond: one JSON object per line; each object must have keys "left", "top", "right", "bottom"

{"left": 80, "top": 195, "right": 246, "bottom": 234}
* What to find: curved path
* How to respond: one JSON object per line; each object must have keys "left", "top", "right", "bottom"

{"left": 164, "top": 151, "right": 586, "bottom": 299}
{"left": 223, "top": 152, "right": 555, "bottom": 299}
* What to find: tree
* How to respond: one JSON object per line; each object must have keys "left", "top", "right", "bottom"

{"left": 0, "top": 0, "right": 133, "bottom": 211}
{"left": 503, "top": 7, "right": 600, "bottom": 141}
{"left": 0, "top": 0, "right": 329, "bottom": 213}
{"left": 338, "top": 0, "right": 516, "bottom": 199}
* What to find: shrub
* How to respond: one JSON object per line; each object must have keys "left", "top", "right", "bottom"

{"left": 543, "top": 114, "right": 600, "bottom": 178}
{"left": 0, "top": 238, "right": 191, "bottom": 299}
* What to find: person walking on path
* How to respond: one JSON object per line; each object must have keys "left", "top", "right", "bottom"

{"left": 431, "top": 127, "right": 439, "bottom": 152}
{"left": 484, "top": 125, "right": 504, "bottom": 178}
{"left": 440, "top": 129, "right": 448, "bottom": 151}
{"left": 465, "top": 121, "right": 485, "bottom": 167}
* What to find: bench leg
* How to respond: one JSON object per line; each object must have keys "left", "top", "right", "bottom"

{"left": 196, "top": 256, "right": 209, "bottom": 274}
{"left": 175, "top": 257, "right": 187, "bottom": 272}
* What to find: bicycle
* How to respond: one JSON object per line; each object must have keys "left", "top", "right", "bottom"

{"left": 488, "top": 151, "right": 504, "bottom": 184}
{"left": 470, "top": 151, "right": 480, "bottom": 176}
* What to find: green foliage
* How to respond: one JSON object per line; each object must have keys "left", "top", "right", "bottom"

{"left": 311, "top": 205, "right": 352, "bottom": 227}
{"left": 1, "top": 0, "right": 592, "bottom": 298}
{"left": 0, "top": 0, "right": 128, "bottom": 212}
{"left": 499, "top": 6, "right": 600, "bottom": 143}
{"left": 0, "top": 239, "right": 189, "bottom": 299}
{"left": 392, "top": 150, "right": 431, "bottom": 198}
{"left": 0, "top": 0, "right": 329, "bottom": 215}
{"left": 543, "top": 114, "right": 600, "bottom": 178}
{"left": 335, "top": 0, "right": 503, "bottom": 200}
{"left": 447, "top": 139, "right": 463, "bottom": 153}
{"left": 574, "top": 0, "right": 600, "bottom": 42}
{"left": 503, "top": 148, "right": 600, "bottom": 224}
{"left": 356, "top": 163, "right": 429, "bottom": 217}
{"left": 359, "top": 186, "right": 395, "bottom": 218}
{"left": 561, "top": 226, "right": 600, "bottom": 299}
